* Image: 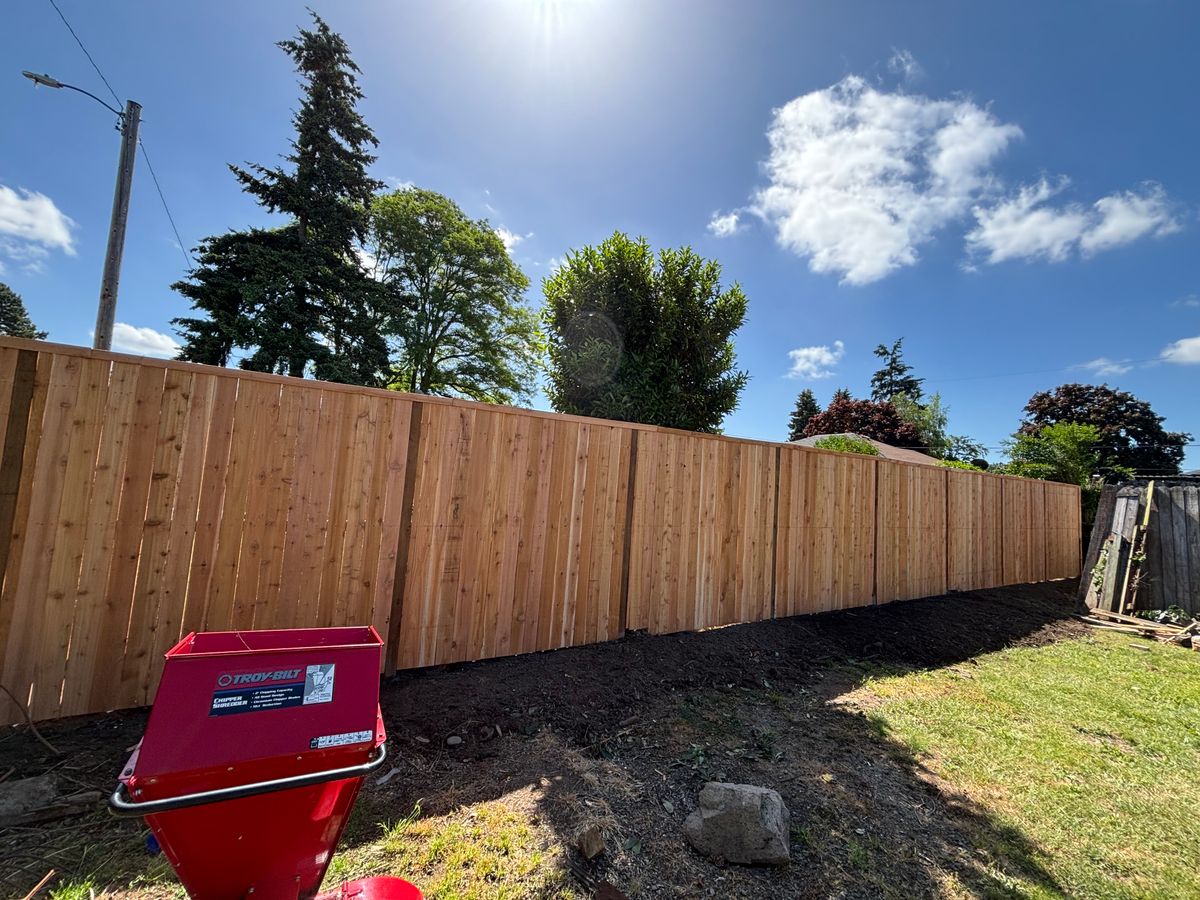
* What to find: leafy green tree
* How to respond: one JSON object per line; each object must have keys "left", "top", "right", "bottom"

{"left": 363, "top": 188, "right": 539, "bottom": 404}
{"left": 939, "top": 459, "right": 984, "bottom": 472}
{"left": 787, "top": 388, "right": 821, "bottom": 441}
{"left": 891, "top": 392, "right": 986, "bottom": 462}
{"left": 812, "top": 434, "right": 878, "bottom": 456}
{"left": 0, "top": 282, "right": 46, "bottom": 339}
{"left": 1020, "top": 384, "right": 1189, "bottom": 476}
{"left": 1001, "top": 422, "right": 1107, "bottom": 485}
{"left": 174, "top": 13, "right": 386, "bottom": 385}
{"left": 870, "top": 338, "right": 924, "bottom": 403}
{"left": 542, "top": 232, "right": 748, "bottom": 433}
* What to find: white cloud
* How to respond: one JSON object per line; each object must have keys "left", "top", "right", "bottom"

{"left": 787, "top": 340, "right": 844, "bottom": 379}
{"left": 0, "top": 185, "right": 76, "bottom": 272}
{"left": 1077, "top": 356, "right": 1133, "bottom": 377}
{"left": 1170, "top": 294, "right": 1200, "bottom": 309}
{"left": 707, "top": 210, "right": 742, "bottom": 237}
{"left": 1161, "top": 335, "right": 1200, "bottom": 365}
{"left": 110, "top": 323, "right": 180, "bottom": 358}
{"left": 966, "top": 179, "right": 1086, "bottom": 263}
{"left": 495, "top": 227, "right": 532, "bottom": 254}
{"left": 967, "top": 180, "right": 1179, "bottom": 264}
{"left": 751, "top": 76, "right": 1022, "bottom": 285}
{"left": 888, "top": 49, "right": 923, "bottom": 82}
{"left": 385, "top": 177, "right": 414, "bottom": 190}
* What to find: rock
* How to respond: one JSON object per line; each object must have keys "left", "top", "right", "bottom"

{"left": 0, "top": 775, "right": 103, "bottom": 827}
{"left": 445, "top": 735, "right": 463, "bottom": 747}
{"left": 414, "top": 735, "right": 430, "bottom": 745}
{"left": 662, "top": 799, "right": 674, "bottom": 813}
{"left": 682, "top": 782, "right": 790, "bottom": 866}
{"left": 576, "top": 823, "right": 606, "bottom": 860}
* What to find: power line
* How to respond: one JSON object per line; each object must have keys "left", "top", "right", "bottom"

{"left": 47, "top": 0, "right": 121, "bottom": 107}
{"left": 926, "top": 358, "right": 1164, "bottom": 385}
{"left": 47, "top": 0, "right": 193, "bottom": 271}
{"left": 139, "top": 140, "right": 194, "bottom": 270}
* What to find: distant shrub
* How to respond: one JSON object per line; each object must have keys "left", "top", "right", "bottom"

{"left": 812, "top": 435, "right": 879, "bottom": 456}
{"left": 939, "top": 459, "right": 983, "bottom": 472}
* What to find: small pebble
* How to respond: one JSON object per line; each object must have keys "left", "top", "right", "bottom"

{"left": 446, "top": 735, "right": 463, "bottom": 747}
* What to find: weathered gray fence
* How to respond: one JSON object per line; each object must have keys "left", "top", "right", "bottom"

{"left": 1144, "top": 482, "right": 1199, "bottom": 613}
{"left": 1082, "top": 480, "right": 1200, "bottom": 615}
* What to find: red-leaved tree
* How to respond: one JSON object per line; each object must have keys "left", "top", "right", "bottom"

{"left": 802, "top": 397, "right": 926, "bottom": 451}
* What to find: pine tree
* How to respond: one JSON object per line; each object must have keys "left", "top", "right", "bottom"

{"left": 787, "top": 388, "right": 820, "bottom": 441}
{"left": 174, "top": 13, "right": 386, "bottom": 385}
{"left": 0, "top": 282, "right": 47, "bottom": 339}
{"left": 830, "top": 387, "right": 853, "bottom": 405}
{"left": 870, "top": 338, "right": 923, "bottom": 403}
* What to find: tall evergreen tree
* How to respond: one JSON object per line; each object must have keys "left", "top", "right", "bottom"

{"left": 787, "top": 388, "right": 820, "bottom": 441}
{"left": 0, "top": 282, "right": 47, "bottom": 339}
{"left": 870, "top": 338, "right": 924, "bottom": 402}
{"left": 174, "top": 13, "right": 386, "bottom": 385}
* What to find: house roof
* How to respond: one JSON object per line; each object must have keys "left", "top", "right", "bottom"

{"left": 793, "top": 433, "right": 942, "bottom": 467}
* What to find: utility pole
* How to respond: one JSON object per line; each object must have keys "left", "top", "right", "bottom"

{"left": 22, "top": 71, "right": 142, "bottom": 351}
{"left": 95, "top": 100, "right": 141, "bottom": 351}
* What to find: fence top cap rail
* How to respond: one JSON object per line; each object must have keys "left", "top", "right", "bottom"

{"left": 0, "top": 336, "right": 1074, "bottom": 490}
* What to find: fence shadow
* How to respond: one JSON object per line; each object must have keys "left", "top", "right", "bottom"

{"left": 0, "top": 580, "right": 1081, "bottom": 898}
{"left": 353, "top": 579, "right": 1082, "bottom": 898}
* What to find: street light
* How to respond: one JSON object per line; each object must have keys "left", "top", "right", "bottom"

{"left": 22, "top": 70, "right": 141, "bottom": 351}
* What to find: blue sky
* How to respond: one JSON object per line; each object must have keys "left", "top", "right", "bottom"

{"left": 2, "top": 1, "right": 1197, "bottom": 468}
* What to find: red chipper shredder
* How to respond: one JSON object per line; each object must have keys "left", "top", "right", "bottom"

{"left": 109, "top": 626, "right": 422, "bottom": 900}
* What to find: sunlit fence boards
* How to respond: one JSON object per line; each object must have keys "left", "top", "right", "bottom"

{"left": 774, "top": 446, "right": 875, "bottom": 617}
{"left": 626, "top": 432, "right": 776, "bottom": 635}
{"left": 395, "top": 402, "right": 633, "bottom": 669}
{"left": 0, "top": 339, "right": 1081, "bottom": 725}
{"left": 947, "top": 472, "right": 1005, "bottom": 591}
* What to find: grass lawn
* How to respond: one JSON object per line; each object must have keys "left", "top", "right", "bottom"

{"left": 858, "top": 630, "right": 1200, "bottom": 899}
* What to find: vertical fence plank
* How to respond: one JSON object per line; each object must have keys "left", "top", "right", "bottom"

{"left": 59, "top": 361, "right": 138, "bottom": 718}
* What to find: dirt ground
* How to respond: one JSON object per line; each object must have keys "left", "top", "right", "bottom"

{"left": 1, "top": 581, "right": 1085, "bottom": 899}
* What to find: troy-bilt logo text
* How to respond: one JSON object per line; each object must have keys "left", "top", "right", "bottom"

{"left": 215, "top": 668, "right": 302, "bottom": 689}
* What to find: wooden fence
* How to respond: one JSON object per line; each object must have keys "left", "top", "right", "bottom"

{"left": 0, "top": 339, "right": 1081, "bottom": 725}
{"left": 1082, "top": 480, "right": 1199, "bottom": 615}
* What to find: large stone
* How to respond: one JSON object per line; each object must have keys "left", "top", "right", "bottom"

{"left": 682, "top": 782, "right": 790, "bottom": 865}
{"left": 0, "top": 774, "right": 102, "bottom": 826}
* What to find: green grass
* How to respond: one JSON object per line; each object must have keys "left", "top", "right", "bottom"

{"left": 861, "top": 631, "right": 1200, "bottom": 899}
{"left": 325, "top": 799, "right": 576, "bottom": 900}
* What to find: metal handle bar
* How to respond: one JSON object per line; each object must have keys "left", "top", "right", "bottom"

{"left": 108, "top": 742, "right": 387, "bottom": 818}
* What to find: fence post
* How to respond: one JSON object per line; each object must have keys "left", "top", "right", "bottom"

{"left": 385, "top": 400, "right": 425, "bottom": 675}
{"left": 871, "top": 457, "right": 880, "bottom": 606}
{"left": 616, "top": 429, "right": 639, "bottom": 635}
{"left": 769, "top": 446, "right": 781, "bottom": 620}
{"left": 0, "top": 349, "right": 38, "bottom": 591}
{"left": 944, "top": 467, "right": 951, "bottom": 593}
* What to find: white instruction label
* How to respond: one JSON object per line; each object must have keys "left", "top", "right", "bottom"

{"left": 310, "top": 729, "right": 374, "bottom": 749}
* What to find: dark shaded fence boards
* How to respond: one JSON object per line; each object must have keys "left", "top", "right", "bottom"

{"left": 0, "top": 339, "right": 1081, "bottom": 725}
